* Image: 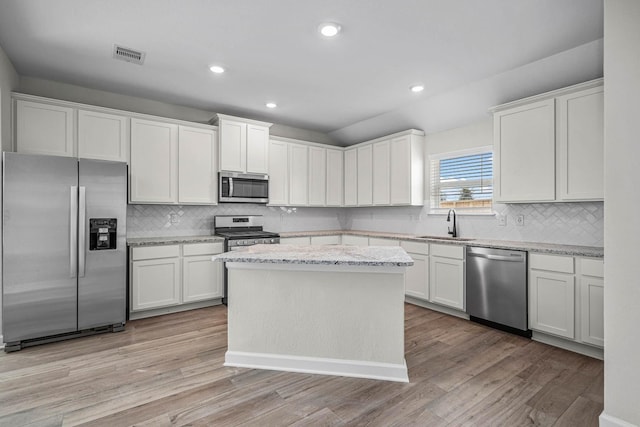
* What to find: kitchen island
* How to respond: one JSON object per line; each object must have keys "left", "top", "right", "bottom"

{"left": 213, "top": 244, "right": 413, "bottom": 382}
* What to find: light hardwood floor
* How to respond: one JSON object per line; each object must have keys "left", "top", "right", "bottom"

{"left": 0, "top": 304, "right": 603, "bottom": 426}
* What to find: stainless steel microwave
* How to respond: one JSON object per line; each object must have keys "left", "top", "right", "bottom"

{"left": 219, "top": 171, "right": 269, "bottom": 203}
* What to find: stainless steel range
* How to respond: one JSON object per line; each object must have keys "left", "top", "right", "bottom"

{"left": 214, "top": 215, "right": 280, "bottom": 304}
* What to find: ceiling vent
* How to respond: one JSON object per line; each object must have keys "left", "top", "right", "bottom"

{"left": 113, "top": 44, "right": 145, "bottom": 65}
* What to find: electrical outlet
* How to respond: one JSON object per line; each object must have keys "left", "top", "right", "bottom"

{"left": 497, "top": 214, "right": 507, "bottom": 226}
{"left": 169, "top": 213, "right": 179, "bottom": 224}
{"left": 515, "top": 214, "right": 525, "bottom": 226}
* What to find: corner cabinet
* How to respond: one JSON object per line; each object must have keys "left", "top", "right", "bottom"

{"left": 215, "top": 114, "right": 272, "bottom": 174}
{"left": 492, "top": 79, "right": 603, "bottom": 203}
{"left": 343, "top": 148, "right": 358, "bottom": 207}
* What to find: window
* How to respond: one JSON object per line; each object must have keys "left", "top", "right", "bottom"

{"left": 430, "top": 147, "right": 493, "bottom": 213}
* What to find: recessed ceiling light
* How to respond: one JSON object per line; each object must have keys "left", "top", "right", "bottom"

{"left": 410, "top": 84, "right": 424, "bottom": 93}
{"left": 266, "top": 102, "right": 277, "bottom": 109}
{"left": 319, "top": 23, "right": 341, "bottom": 37}
{"left": 209, "top": 65, "right": 225, "bottom": 74}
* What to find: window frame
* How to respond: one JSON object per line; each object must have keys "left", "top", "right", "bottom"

{"left": 428, "top": 146, "right": 494, "bottom": 215}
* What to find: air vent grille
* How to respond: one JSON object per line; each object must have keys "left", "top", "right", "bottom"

{"left": 113, "top": 44, "right": 145, "bottom": 65}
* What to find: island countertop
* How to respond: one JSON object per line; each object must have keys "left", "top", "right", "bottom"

{"left": 213, "top": 244, "right": 414, "bottom": 267}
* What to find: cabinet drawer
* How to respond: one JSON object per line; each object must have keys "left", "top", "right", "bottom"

{"left": 132, "top": 245, "right": 180, "bottom": 261}
{"left": 368, "top": 237, "right": 399, "bottom": 247}
{"left": 580, "top": 258, "right": 604, "bottom": 278}
{"left": 530, "top": 253, "right": 574, "bottom": 274}
{"left": 183, "top": 242, "right": 224, "bottom": 256}
{"left": 430, "top": 244, "right": 464, "bottom": 260}
{"left": 401, "top": 240, "right": 429, "bottom": 255}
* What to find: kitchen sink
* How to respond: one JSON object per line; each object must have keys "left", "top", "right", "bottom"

{"left": 418, "top": 235, "right": 475, "bottom": 242}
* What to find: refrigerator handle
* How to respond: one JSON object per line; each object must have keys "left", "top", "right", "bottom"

{"left": 79, "top": 186, "right": 86, "bottom": 278}
{"left": 70, "top": 186, "right": 78, "bottom": 278}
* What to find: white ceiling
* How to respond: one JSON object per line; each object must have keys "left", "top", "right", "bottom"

{"left": 0, "top": 0, "right": 603, "bottom": 143}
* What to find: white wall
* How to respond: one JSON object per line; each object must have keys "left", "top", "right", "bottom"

{"left": 602, "top": 1, "right": 640, "bottom": 425}
{"left": 0, "top": 42, "right": 19, "bottom": 345}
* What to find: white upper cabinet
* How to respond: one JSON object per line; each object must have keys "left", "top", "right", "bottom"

{"left": 373, "top": 140, "right": 390, "bottom": 205}
{"left": 390, "top": 133, "right": 424, "bottom": 206}
{"left": 556, "top": 86, "right": 604, "bottom": 201}
{"left": 288, "top": 143, "right": 309, "bottom": 206}
{"left": 344, "top": 148, "right": 358, "bottom": 207}
{"left": 326, "top": 148, "right": 344, "bottom": 206}
{"left": 268, "top": 139, "right": 289, "bottom": 205}
{"left": 493, "top": 99, "right": 556, "bottom": 203}
{"left": 216, "top": 114, "right": 272, "bottom": 174}
{"left": 308, "top": 146, "right": 327, "bottom": 206}
{"left": 78, "top": 110, "right": 128, "bottom": 162}
{"left": 357, "top": 145, "right": 373, "bottom": 206}
{"left": 178, "top": 126, "right": 217, "bottom": 204}
{"left": 130, "top": 118, "right": 179, "bottom": 204}
{"left": 16, "top": 99, "right": 74, "bottom": 157}
{"left": 492, "top": 79, "right": 603, "bottom": 203}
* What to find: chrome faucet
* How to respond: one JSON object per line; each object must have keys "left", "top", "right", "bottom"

{"left": 447, "top": 209, "right": 457, "bottom": 238}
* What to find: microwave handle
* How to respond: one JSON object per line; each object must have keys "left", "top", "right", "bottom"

{"left": 229, "top": 177, "right": 234, "bottom": 197}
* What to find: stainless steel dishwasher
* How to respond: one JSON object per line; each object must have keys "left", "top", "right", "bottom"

{"left": 466, "top": 246, "right": 530, "bottom": 336}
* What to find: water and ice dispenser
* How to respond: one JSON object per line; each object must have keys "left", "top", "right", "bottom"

{"left": 89, "top": 218, "right": 117, "bottom": 250}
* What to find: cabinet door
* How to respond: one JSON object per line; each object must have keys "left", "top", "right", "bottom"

{"left": 16, "top": 100, "right": 74, "bottom": 157}
{"left": 344, "top": 148, "right": 358, "bottom": 206}
{"left": 130, "top": 119, "right": 179, "bottom": 203}
{"left": 326, "top": 148, "right": 344, "bottom": 206}
{"left": 494, "top": 99, "right": 556, "bottom": 202}
{"left": 308, "top": 146, "right": 327, "bottom": 206}
{"left": 390, "top": 135, "right": 411, "bottom": 205}
{"left": 246, "top": 124, "right": 269, "bottom": 173}
{"left": 280, "top": 236, "right": 311, "bottom": 245}
{"left": 268, "top": 139, "right": 289, "bottom": 205}
{"left": 219, "top": 119, "right": 247, "bottom": 172}
{"left": 529, "top": 270, "right": 575, "bottom": 339}
{"left": 429, "top": 256, "right": 464, "bottom": 310}
{"left": 557, "top": 86, "right": 604, "bottom": 201}
{"left": 357, "top": 145, "right": 373, "bottom": 206}
{"left": 405, "top": 253, "right": 429, "bottom": 300}
{"left": 183, "top": 255, "right": 223, "bottom": 303}
{"left": 580, "top": 276, "right": 604, "bottom": 347}
{"left": 372, "top": 140, "right": 390, "bottom": 205}
{"left": 178, "top": 126, "right": 217, "bottom": 204}
{"left": 78, "top": 110, "right": 128, "bottom": 162}
{"left": 288, "top": 143, "right": 309, "bottom": 205}
{"left": 131, "top": 258, "right": 181, "bottom": 311}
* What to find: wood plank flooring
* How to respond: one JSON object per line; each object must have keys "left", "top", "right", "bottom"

{"left": 0, "top": 303, "right": 603, "bottom": 426}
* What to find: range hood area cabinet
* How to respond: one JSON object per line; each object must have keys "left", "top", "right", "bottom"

{"left": 344, "top": 129, "right": 425, "bottom": 207}
{"left": 492, "top": 79, "right": 604, "bottom": 203}
{"left": 213, "top": 114, "right": 272, "bottom": 174}
{"left": 268, "top": 136, "right": 343, "bottom": 207}
{"left": 13, "top": 94, "right": 129, "bottom": 163}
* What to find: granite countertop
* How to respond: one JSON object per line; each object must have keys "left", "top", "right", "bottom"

{"left": 213, "top": 244, "right": 414, "bottom": 267}
{"left": 279, "top": 230, "right": 604, "bottom": 258}
{"left": 127, "top": 235, "right": 225, "bottom": 247}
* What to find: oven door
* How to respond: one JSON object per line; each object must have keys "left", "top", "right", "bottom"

{"left": 219, "top": 172, "right": 269, "bottom": 203}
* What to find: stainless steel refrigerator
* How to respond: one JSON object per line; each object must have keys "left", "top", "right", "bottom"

{"left": 2, "top": 152, "right": 127, "bottom": 352}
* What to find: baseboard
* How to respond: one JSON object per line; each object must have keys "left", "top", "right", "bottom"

{"left": 224, "top": 351, "right": 409, "bottom": 383}
{"left": 405, "top": 296, "right": 470, "bottom": 320}
{"left": 600, "top": 412, "right": 638, "bottom": 427}
{"left": 129, "top": 299, "right": 222, "bottom": 320}
{"left": 531, "top": 331, "right": 603, "bottom": 360}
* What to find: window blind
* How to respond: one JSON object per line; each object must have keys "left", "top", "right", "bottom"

{"left": 430, "top": 148, "right": 493, "bottom": 212}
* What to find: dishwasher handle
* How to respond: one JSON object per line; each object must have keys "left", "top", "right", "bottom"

{"left": 467, "top": 252, "right": 524, "bottom": 262}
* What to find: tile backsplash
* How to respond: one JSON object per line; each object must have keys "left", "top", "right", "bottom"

{"left": 128, "top": 201, "right": 603, "bottom": 247}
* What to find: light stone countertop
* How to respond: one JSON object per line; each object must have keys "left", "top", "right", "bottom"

{"left": 279, "top": 230, "right": 604, "bottom": 258}
{"left": 127, "top": 235, "right": 225, "bottom": 247}
{"left": 212, "top": 244, "right": 414, "bottom": 267}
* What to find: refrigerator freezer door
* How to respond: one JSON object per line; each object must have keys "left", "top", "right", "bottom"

{"left": 78, "top": 159, "right": 127, "bottom": 329}
{"left": 2, "top": 152, "right": 79, "bottom": 342}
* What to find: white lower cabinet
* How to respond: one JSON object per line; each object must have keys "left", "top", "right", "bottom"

{"left": 529, "top": 269, "right": 575, "bottom": 339}
{"left": 130, "top": 242, "right": 223, "bottom": 317}
{"left": 401, "top": 241, "right": 429, "bottom": 301}
{"left": 131, "top": 245, "right": 181, "bottom": 311}
{"left": 429, "top": 244, "right": 465, "bottom": 311}
{"left": 579, "top": 258, "right": 605, "bottom": 347}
